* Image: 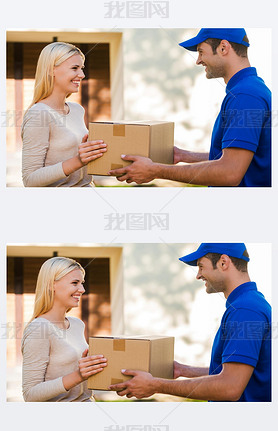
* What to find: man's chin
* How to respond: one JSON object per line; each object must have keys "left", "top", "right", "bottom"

{"left": 206, "top": 71, "right": 214, "bottom": 79}
{"left": 206, "top": 285, "right": 214, "bottom": 294}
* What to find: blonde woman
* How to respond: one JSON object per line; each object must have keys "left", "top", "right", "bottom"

{"left": 21, "top": 257, "right": 107, "bottom": 402}
{"left": 21, "top": 42, "right": 107, "bottom": 187}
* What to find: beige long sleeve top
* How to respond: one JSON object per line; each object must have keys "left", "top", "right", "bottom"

{"left": 21, "top": 102, "right": 94, "bottom": 187}
{"left": 21, "top": 316, "right": 93, "bottom": 402}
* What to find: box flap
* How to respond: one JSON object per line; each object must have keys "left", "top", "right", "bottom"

{"left": 89, "top": 120, "right": 173, "bottom": 126}
{"left": 89, "top": 335, "right": 172, "bottom": 341}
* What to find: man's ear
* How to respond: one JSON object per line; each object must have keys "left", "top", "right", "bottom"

{"left": 218, "top": 254, "right": 231, "bottom": 270}
{"left": 218, "top": 40, "right": 231, "bottom": 56}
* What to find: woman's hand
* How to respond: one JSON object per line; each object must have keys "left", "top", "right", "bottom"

{"left": 78, "top": 349, "right": 108, "bottom": 381}
{"left": 62, "top": 135, "right": 107, "bottom": 176}
{"left": 62, "top": 349, "right": 107, "bottom": 390}
{"left": 78, "top": 134, "right": 107, "bottom": 165}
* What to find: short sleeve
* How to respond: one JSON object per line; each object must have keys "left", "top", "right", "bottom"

{"left": 221, "top": 94, "right": 269, "bottom": 153}
{"left": 221, "top": 309, "right": 269, "bottom": 367}
{"left": 21, "top": 321, "right": 68, "bottom": 402}
{"left": 21, "top": 108, "right": 67, "bottom": 187}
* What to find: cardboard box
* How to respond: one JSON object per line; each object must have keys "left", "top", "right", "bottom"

{"left": 87, "top": 121, "right": 174, "bottom": 176}
{"left": 87, "top": 335, "right": 174, "bottom": 390}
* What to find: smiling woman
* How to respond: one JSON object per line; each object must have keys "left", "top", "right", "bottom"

{"left": 21, "top": 257, "right": 107, "bottom": 402}
{"left": 21, "top": 42, "right": 107, "bottom": 187}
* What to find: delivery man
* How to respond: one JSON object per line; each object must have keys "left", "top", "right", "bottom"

{"left": 109, "top": 29, "right": 271, "bottom": 187}
{"left": 109, "top": 243, "right": 271, "bottom": 401}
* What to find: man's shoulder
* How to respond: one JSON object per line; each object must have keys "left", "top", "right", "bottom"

{"left": 225, "top": 74, "right": 271, "bottom": 105}
{"left": 225, "top": 291, "right": 271, "bottom": 322}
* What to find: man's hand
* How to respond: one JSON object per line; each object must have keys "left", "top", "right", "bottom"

{"left": 108, "top": 369, "right": 156, "bottom": 399}
{"left": 173, "top": 361, "right": 185, "bottom": 378}
{"left": 108, "top": 155, "right": 157, "bottom": 184}
{"left": 173, "top": 146, "right": 184, "bottom": 164}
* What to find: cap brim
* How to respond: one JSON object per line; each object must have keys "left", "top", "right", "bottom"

{"left": 179, "top": 31, "right": 250, "bottom": 51}
{"left": 179, "top": 36, "right": 202, "bottom": 52}
{"left": 179, "top": 251, "right": 201, "bottom": 266}
{"left": 179, "top": 246, "right": 250, "bottom": 266}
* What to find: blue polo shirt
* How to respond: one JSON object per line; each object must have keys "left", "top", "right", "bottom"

{"left": 209, "top": 67, "right": 271, "bottom": 187}
{"left": 209, "top": 282, "right": 271, "bottom": 402}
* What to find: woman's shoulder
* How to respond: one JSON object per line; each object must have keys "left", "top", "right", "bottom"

{"left": 24, "top": 317, "right": 52, "bottom": 330}
{"left": 26, "top": 103, "right": 54, "bottom": 114}
{"left": 67, "top": 316, "right": 85, "bottom": 328}
{"left": 22, "top": 103, "right": 52, "bottom": 127}
{"left": 22, "top": 318, "right": 52, "bottom": 342}
{"left": 67, "top": 102, "right": 85, "bottom": 114}
{"left": 30, "top": 102, "right": 50, "bottom": 109}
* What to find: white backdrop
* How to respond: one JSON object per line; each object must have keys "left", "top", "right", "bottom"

{"left": 0, "top": 2, "right": 277, "bottom": 431}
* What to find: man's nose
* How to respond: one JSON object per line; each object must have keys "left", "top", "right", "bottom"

{"left": 196, "top": 54, "right": 202, "bottom": 65}
{"left": 196, "top": 269, "right": 201, "bottom": 279}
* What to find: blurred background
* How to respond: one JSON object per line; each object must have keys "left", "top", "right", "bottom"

{"left": 6, "top": 243, "right": 271, "bottom": 401}
{"left": 6, "top": 28, "right": 271, "bottom": 187}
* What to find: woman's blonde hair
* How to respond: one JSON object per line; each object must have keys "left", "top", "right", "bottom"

{"left": 29, "top": 42, "right": 85, "bottom": 108}
{"left": 30, "top": 256, "right": 85, "bottom": 322}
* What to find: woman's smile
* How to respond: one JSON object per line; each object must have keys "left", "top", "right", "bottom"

{"left": 71, "top": 293, "right": 81, "bottom": 302}
{"left": 72, "top": 79, "right": 81, "bottom": 87}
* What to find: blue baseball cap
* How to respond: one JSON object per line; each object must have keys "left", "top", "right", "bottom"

{"left": 179, "top": 243, "right": 250, "bottom": 266}
{"left": 179, "top": 28, "right": 250, "bottom": 52}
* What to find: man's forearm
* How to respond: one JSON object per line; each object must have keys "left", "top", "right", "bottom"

{"left": 178, "top": 364, "right": 209, "bottom": 378}
{"left": 110, "top": 146, "right": 252, "bottom": 186}
{"left": 152, "top": 373, "right": 238, "bottom": 401}
{"left": 176, "top": 148, "right": 209, "bottom": 164}
{"left": 153, "top": 158, "right": 240, "bottom": 186}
